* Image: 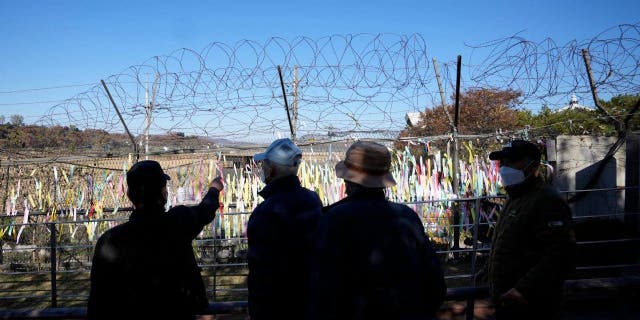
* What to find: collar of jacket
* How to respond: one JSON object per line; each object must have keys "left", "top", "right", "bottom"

{"left": 504, "top": 176, "right": 544, "bottom": 198}
{"left": 346, "top": 187, "right": 386, "bottom": 200}
{"left": 322, "top": 187, "right": 386, "bottom": 213}
{"left": 258, "top": 175, "right": 302, "bottom": 199}
{"left": 129, "top": 206, "right": 165, "bottom": 222}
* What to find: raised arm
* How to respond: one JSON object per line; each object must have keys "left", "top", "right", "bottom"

{"left": 169, "top": 177, "right": 224, "bottom": 240}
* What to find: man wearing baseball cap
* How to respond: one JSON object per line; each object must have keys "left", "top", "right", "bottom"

{"left": 88, "top": 160, "right": 224, "bottom": 319}
{"left": 485, "top": 140, "right": 575, "bottom": 319}
{"left": 247, "top": 138, "right": 322, "bottom": 320}
{"left": 308, "top": 141, "right": 446, "bottom": 320}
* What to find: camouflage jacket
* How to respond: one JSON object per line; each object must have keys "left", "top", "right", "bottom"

{"left": 488, "top": 177, "right": 576, "bottom": 309}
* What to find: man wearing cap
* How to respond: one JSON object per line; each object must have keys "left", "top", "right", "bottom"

{"left": 248, "top": 138, "right": 322, "bottom": 320}
{"left": 88, "top": 160, "right": 224, "bottom": 320}
{"left": 486, "top": 140, "right": 575, "bottom": 319}
{"left": 308, "top": 141, "right": 446, "bottom": 320}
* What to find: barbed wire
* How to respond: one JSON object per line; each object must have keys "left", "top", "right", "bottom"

{"left": 468, "top": 22, "right": 639, "bottom": 103}
{"left": 3, "top": 22, "right": 633, "bottom": 146}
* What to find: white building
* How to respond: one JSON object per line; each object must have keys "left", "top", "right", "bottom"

{"left": 557, "top": 94, "right": 593, "bottom": 112}
{"left": 405, "top": 112, "right": 423, "bottom": 127}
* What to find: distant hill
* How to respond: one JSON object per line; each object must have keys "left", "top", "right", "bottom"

{"left": 0, "top": 123, "right": 235, "bottom": 156}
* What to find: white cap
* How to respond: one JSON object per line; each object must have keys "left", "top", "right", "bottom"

{"left": 253, "top": 138, "right": 302, "bottom": 166}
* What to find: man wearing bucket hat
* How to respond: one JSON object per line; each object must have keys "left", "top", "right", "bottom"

{"left": 485, "top": 140, "right": 575, "bottom": 319}
{"left": 248, "top": 138, "right": 322, "bottom": 320}
{"left": 308, "top": 141, "right": 446, "bottom": 320}
{"left": 88, "top": 160, "right": 224, "bottom": 319}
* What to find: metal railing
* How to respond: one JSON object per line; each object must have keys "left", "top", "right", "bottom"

{"left": 1, "top": 187, "right": 639, "bottom": 319}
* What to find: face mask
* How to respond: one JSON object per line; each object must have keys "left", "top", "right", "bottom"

{"left": 257, "top": 162, "right": 270, "bottom": 183}
{"left": 499, "top": 166, "right": 525, "bottom": 186}
{"left": 499, "top": 161, "right": 536, "bottom": 187}
{"left": 259, "top": 168, "right": 267, "bottom": 183}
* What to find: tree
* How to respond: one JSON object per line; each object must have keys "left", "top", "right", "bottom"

{"left": 400, "top": 88, "right": 522, "bottom": 137}
{"left": 516, "top": 106, "right": 615, "bottom": 137}
{"left": 514, "top": 94, "right": 639, "bottom": 139}
{"left": 0, "top": 115, "right": 5, "bottom": 125}
{"left": 10, "top": 114, "right": 24, "bottom": 126}
{"left": 396, "top": 88, "right": 522, "bottom": 152}
{"left": 600, "top": 94, "right": 640, "bottom": 132}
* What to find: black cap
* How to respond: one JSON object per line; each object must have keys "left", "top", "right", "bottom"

{"left": 489, "top": 140, "right": 541, "bottom": 161}
{"left": 126, "top": 160, "right": 171, "bottom": 187}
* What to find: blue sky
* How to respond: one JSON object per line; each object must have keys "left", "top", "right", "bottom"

{"left": 0, "top": 0, "right": 638, "bottom": 135}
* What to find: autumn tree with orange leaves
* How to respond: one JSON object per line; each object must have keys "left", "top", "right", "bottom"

{"left": 405, "top": 88, "right": 522, "bottom": 136}
{"left": 396, "top": 88, "right": 523, "bottom": 153}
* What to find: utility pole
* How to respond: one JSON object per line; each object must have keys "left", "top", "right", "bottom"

{"left": 432, "top": 58, "right": 455, "bottom": 132}
{"left": 144, "top": 75, "right": 149, "bottom": 160}
{"left": 144, "top": 73, "right": 160, "bottom": 159}
{"left": 452, "top": 55, "right": 462, "bottom": 251}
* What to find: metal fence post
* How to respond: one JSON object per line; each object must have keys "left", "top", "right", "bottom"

{"left": 49, "top": 222, "right": 57, "bottom": 308}
{"left": 466, "top": 198, "right": 482, "bottom": 320}
{"left": 212, "top": 236, "right": 218, "bottom": 301}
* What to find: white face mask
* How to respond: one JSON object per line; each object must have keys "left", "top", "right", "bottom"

{"left": 499, "top": 166, "right": 525, "bottom": 186}
{"left": 259, "top": 168, "right": 266, "bottom": 183}
{"left": 257, "top": 161, "right": 270, "bottom": 184}
{"left": 499, "top": 161, "right": 536, "bottom": 187}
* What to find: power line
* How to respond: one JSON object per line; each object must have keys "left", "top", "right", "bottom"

{"left": 0, "top": 98, "right": 91, "bottom": 106}
{"left": 0, "top": 82, "right": 97, "bottom": 94}
{"left": 0, "top": 24, "right": 635, "bottom": 142}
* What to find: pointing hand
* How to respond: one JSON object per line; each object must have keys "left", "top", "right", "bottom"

{"left": 211, "top": 176, "right": 224, "bottom": 191}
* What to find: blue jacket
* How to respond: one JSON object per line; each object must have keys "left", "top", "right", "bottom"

{"left": 247, "top": 175, "right": 323, "bottom": 320}
{"left": 308, "top": 188, "right": 446, "bottom": 320}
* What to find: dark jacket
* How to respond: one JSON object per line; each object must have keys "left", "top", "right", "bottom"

{"left": 488, "top": 177, "right": 576, "bottom": 312}
{"left": 308, "top": 188, "right": 446, "bottom": 320}
{"left": 247, "top": 175, "right": 323, "bottom": 320}
{"left": 87, "top": 187, "right": 220, "bottom": 320}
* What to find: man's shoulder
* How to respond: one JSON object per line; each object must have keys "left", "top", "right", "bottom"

{"left": 324, "top": 197, "right": 406, "bottom": 215}
{"left": 322, "top": 198, "right": 349, "bottom": 215}
{"left": 539, "top": 184, "right": 563, "bottom": 196}
{"left": 531, "top": 185, "right": 567, "bottom": 204}
{"left": 321, "top": 201, "right": 357, "bottom": 226}
{"left": 298, "top": 186, "right": 321, "bottom": 199}
{"left": 526, "top": 185, "right": 572, "bottom": 221}
{"left": 388, "top": 201, "right": 413, "bottom": 211}
{"left": 253, "top": 186, "right": 319, "bottom": 210}
{"left": 251, "top": 199, "right": 269, "bottom": 216}
{"left": 98, "top": 222, "right": 130, "bottom": 244}
{"left": 166, "top": 204, "right": 192, "bottom": 215}
{"left": 388, "top": 201, "right": 423, "bottom": 223}
{"left": 99, "top": 221, "right": 130, "bottom": 238}
{"left": 270, "top": 184, "right": 321, "bottom": 203}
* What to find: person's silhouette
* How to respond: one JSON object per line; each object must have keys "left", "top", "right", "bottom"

{"left": 88, "top": 160, "right": 223, "bottom": 319}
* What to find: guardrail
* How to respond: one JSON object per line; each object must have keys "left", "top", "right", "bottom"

{"left": 1, "top": 187, "right": 639, "bottom": 317}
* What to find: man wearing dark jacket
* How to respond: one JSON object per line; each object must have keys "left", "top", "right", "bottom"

{"left": 88, "top": 160, "right": 223, "bottom": 320}
{"left": 248, "top": 138, "right": 323, "bottom": 320}
{"left": 487, "top": 140, "right": 576, "bottom": 319}
{"left": 308, "top": 141, "right": 446, "bottom": 320}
